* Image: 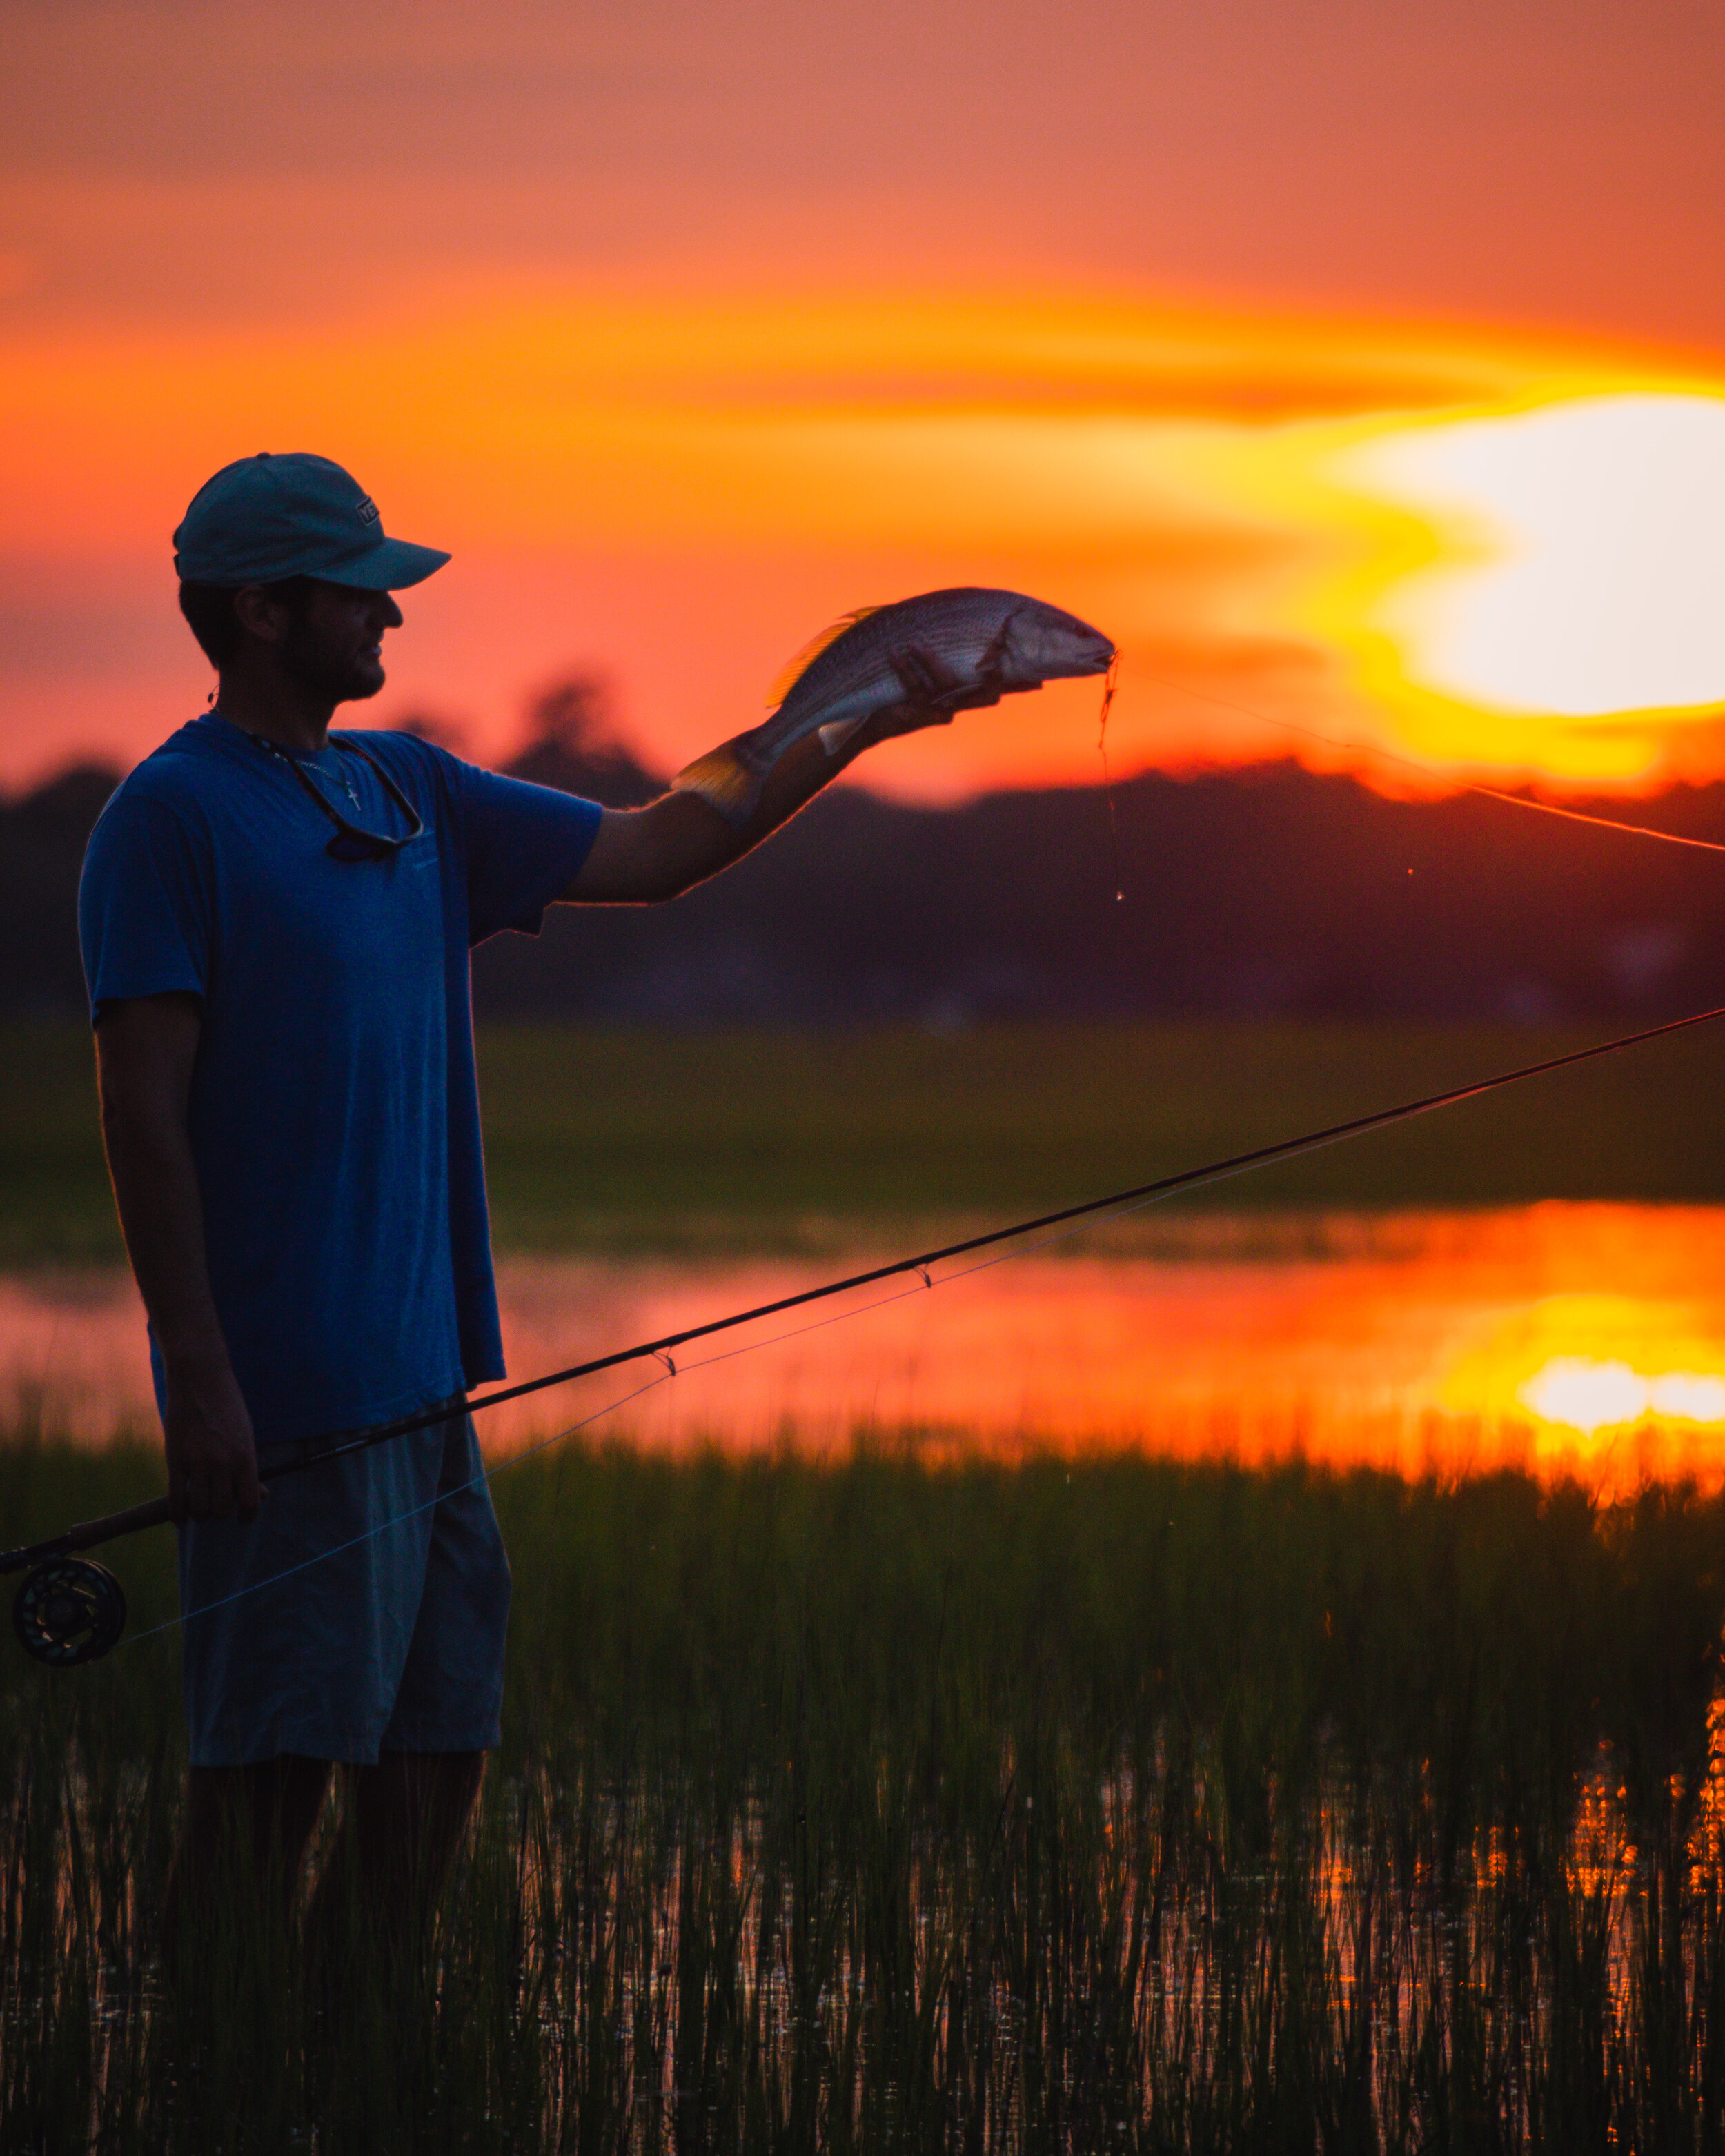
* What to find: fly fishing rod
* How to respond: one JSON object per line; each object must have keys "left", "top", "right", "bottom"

{"left": 9, "top": 998, "right": 1725, "bottom": 1666}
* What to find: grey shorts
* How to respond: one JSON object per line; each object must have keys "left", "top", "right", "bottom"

{"left": 176, "top": 1400, "right": 511, "bottom": 1768}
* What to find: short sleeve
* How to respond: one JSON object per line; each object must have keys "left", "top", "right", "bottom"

{"left": 78, "top": 793, "right": 213, "bottom": 1024}
{"left": 450, "top": 761, "right": 604, "bottom": 945}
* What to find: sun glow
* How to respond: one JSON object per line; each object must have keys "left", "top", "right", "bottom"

{"left": 1168, "top": 376, "right": 1725, "bottom": 789}
{"left": 4, "top": 284, "right": 1725, "bottom": 791}
{"left": 1343, "top": 394, "right": 1725, "bottom": 722}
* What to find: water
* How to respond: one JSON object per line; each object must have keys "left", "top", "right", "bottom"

{"left": 7, "top": 1200, "right": 1725, "bottom": 1488}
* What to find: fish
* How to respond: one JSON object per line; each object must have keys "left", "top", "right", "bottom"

{"left": 672, "top": 586, "right": 1116, "bottom": 824}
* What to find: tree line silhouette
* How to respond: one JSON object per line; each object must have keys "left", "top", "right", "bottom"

{"left": 7, "top": 678, "right": 1725, "bottom": 1025}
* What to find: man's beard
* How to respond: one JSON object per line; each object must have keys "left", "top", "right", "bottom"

{"left": 279, "top": 620, "right": 384, "bottom": 705}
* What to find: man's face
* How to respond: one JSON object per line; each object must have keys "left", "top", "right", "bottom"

{"left": 276, "top": 581, "right": 404, "bottom": 706}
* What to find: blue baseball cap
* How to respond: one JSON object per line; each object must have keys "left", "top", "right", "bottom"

{"left": 173, "top": 452, "right": 451, "bottom": 589}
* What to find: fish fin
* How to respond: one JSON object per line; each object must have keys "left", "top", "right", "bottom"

{"left": 817, "top": 714, "right": 870, "bottom": 756}
{"left": 765, "top": 606, "right": 883, "bottom": 709}
{"left": 670, "top": 742, "right": 763, "bottom": 829}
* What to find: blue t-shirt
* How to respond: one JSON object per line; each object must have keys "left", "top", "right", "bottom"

{"left": 79, "top": 713, "right": 602, "bottom": 1444}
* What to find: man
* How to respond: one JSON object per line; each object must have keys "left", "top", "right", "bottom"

{"left": 79, "top": 451, "right": 982, "bottom": 1944}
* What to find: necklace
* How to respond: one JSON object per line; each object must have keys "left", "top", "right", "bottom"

{"left": 214, "top": 707, "right": 366, "bottom": 811}
{"left": 259, "top": 735, "right": 365, "bottom": 813}
{"left": 219, "top": 711, "right": 427, "bottom": 862}
{"left": 326, "top": 754, "right": 366, "bottom": 813}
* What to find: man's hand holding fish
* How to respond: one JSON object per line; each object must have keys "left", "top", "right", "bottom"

{"left": 563, "top": 642, "right": 978, "bottom": 903}
{"left": 867, "top": 645, "right": 1007, "bottom": 738}
{"left": 664, "top": 586, "right": 1115, "bottom": 830}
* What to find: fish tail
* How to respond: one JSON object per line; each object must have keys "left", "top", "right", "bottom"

{"left": 670, "top": 741, "right": 765, "bottom": 828}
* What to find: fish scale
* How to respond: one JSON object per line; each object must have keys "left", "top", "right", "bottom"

{"left": 673, "top": 586, "right": 1115, "bottom": 824}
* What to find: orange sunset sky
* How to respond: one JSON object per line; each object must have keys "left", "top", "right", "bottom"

{"left": 4, "top": 0, "right": 1725, "bottom": 800}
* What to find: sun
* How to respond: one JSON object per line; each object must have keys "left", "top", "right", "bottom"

{"left": 1344, "top": 393, "right": 1725, "bottom": 720}
{"left": 1175, "top": 377, "right": 1725, "bottom": 788}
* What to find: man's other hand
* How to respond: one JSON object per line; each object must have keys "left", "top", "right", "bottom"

{"left": 95, "top": 991, "right": 262, "bottom": 1525}
{"left": 866, "top": 644, "right": 1005, "bottom": 744}
{"left": 164, "top": 1352, "right": 262, "bottom": 1523}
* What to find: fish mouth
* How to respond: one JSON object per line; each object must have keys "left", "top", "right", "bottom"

{"left": 1047, "top": 640, "right": 1116, "bottom": 678}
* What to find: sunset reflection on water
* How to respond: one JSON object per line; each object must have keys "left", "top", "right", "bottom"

{"left": 6, "top": 1202, "right": 1725, "bottom": 1489}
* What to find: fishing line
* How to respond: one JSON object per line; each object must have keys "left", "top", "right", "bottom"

{"left": 130, "top": 1254, "right": 1088, "bottom": 1653}
{"left": 1096, "top": 652, "right": 1125, "bottom": 900}
{"left": 121, "top": 1258, "right": 1069, "bottom": 1652}
{"left": 1135, "top": 670, "right": 1725, "bottom": 858}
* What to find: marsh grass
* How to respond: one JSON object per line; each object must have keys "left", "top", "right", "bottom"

{"left": 3, "top": 1433, "right": 1725, "bottom": 2150}
{"left": 11, "top": 1018, "right": 1725, "bottom": 1261}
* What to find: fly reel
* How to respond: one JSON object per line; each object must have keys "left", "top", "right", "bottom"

{"left": 12, "top": 1556, "right": 127, "bottom": 1667}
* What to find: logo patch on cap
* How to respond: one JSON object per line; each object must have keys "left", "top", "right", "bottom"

{"left": 356, "top": 495, "right": 381, "bottom": 528}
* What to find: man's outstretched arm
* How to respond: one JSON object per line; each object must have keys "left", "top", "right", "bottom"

{"left": 560, "top": 651, "right": 974, "bottom": 904}
{"left": 95, "top": 993, "right": 262, "bottom": 1522}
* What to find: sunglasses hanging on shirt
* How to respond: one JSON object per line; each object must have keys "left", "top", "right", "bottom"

{"left": 250, "top": 733, "right": 426, "bottom": 860}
